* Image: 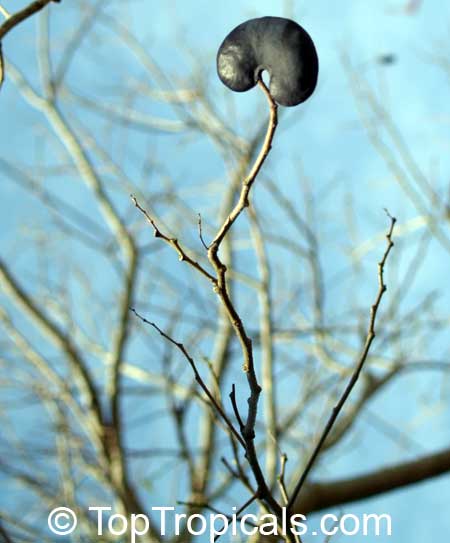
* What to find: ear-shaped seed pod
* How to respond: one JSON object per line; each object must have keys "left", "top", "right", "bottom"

{"left": 217, "top": 16, "right": 319, "bottom": 107}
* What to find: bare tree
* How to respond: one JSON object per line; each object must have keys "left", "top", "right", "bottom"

{"left": 1, "top": 2, "right": 449, "bottom": 542}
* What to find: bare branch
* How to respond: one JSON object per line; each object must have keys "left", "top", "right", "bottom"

{"left": 0, "top": 5, "right": 11, "bottom": 19}
{"left": 288, "top": 212, "right": 397, "bottom": 510}
{"left": 248, "top": 203, "right": 278, "bottom": 485}
{"left": 0, "top": 259, "right": 104, "bottom": 435}
{"left": 197, "top": 213, "right": 209, "bottom": 250}
{"left": 278, "top": 453, "right": 289, "bottom": 505}
{"left": 229, "top": 384, "right": 245, "bottom": 434}
{"left": 130, "top": 307, "right": 245, "bottom": 448}
{"left": 208, "top": 79, "right": 278, "bottom": 250}
{"left": 205, "top": 78, "right": 282, "bottom": 516}
{"left": 0, "top": 0, "right": 58, "bottom": 41}
{"left": 131, "top": 195, "right": 216, "bottom": 283}
{"left": 295, "top": 445, "right": 450, "bottom": 514}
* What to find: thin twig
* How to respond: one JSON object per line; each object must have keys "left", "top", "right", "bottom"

{"left": 0, "top": 43, "right": 4, "bottom": 88}
{"left": 221, "top": 456, "right": 240, "bottom": 479}
{"left": 288, "top": 211, "right": 397, "bottom": 510}
{"left": 0, "top": 0, "right": 57, "bottom": 41}
{"left": 0, "top": 5, "right": 9, "bottom": 20}
{"left": 53, "top": 0, "right": 107, "bottom": 90}
{"left": 229, "top": 384, "right": 245, "bottom": 433}
{"left": 207, "top": 78, "right": 281, "bottom": 516}
{"left": 278, "top": 453, "right": 289, "bottom": 505}
{"left": 197, "top": 213, "right": 209, "bottom": 250}
{"left": 213, "top": 493, "right": 259, "bottom": 543}
{"left": 208, "top": 79, "right": 278, "bottom": 250}
{"left": 131, "top": 195, "right": 216, "bottom": 283}
{"left": 130, "top": 307, "right": 245, "bottom": 448}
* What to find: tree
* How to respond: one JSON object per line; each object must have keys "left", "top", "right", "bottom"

{"left": 1, "top": 1, "right": 449, "bottom": 542}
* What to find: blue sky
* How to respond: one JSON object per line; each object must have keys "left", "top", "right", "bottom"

{"left": 1, "top": 1, "right": 450, "bottom": 541}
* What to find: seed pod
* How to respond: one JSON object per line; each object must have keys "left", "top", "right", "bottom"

{"left": 217, "top": 16, "right": 319, "bottom": 107}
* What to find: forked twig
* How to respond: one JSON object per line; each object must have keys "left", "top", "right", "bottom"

{"left": 205, "top": 78, "right": 282, "bottom": 516}
{"left": 132, "top": 78, "right": 282, "bottom": 518}
{"left": 131, "top": 194, "right": 215, "bottom": 282}
{"left": 288, "top": 211, "right": 397, "bottom": 510}
{"left": 130, "top": 307, "right": 245, "bottom": 448}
